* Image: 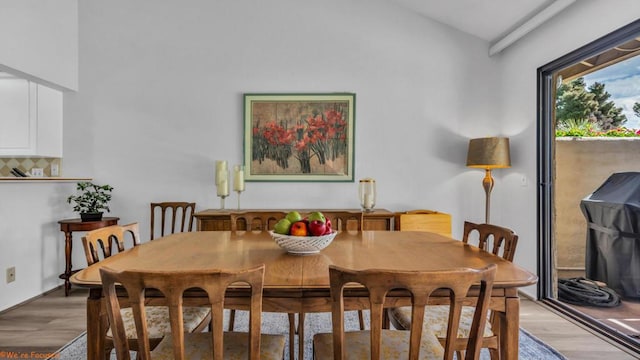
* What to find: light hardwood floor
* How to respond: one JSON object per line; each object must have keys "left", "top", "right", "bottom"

{"left": 0, "top": 287, "right": 638, "bottom": 359}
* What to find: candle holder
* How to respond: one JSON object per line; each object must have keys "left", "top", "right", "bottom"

{"left": 233, "top": 164, "right": 245, "bottom": 210}
{"left": 215, "top": 160, "right": 229, "bottom": 210}
{"left": 219, "top": 194, "right": 227, "bottom": 209}
{"left": 359, "top": 178, "right": 376, "bottom": 212}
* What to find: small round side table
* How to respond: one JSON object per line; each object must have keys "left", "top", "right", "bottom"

{"left": 58, "top": 217, "right": 119, "bottom": 296}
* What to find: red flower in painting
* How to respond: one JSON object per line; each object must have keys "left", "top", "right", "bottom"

{"left": 251, "top": 107, "right": 349, "bottom": 173}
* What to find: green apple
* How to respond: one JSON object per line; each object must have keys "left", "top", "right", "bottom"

{"left": 273, "top": 218, "right": 292, "bottom": 235}
{"left": 285, "top": 211, "right": 302, "bottom": 223}
{"left": 307, "top": 211, "right": 326, "bottom": 223}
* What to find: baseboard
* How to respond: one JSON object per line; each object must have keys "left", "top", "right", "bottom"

{"left": 0, "top": 285, "right": 64, "bottom": 315}
{"left": 518, "top": 290, "right": 537, "bottom": 301}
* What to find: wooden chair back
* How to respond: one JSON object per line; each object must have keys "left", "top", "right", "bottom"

{"left": 100, "top": 264, "right": 266, "bottom": 360}
{"left": 150, "top": 202, "right": 196, "bottom": 240}
{"left": 462, "top": 221, "right": 519, "bottom": 262}
{"left": 327, "top": 264, "right": 496, "bottom": 360}
{"left": 318, "top": 211, "right": 362, "bottom": 232}
{"left": 229, "top": 211, "right": 288, "bottom": 231}
{"left": 121, "top": 222, "right": 141, "bottom": 244}
{"left": 82, "top": 223, "right": 141, "bottom": 266}
{"left": 395, "top": 210, "right": 452, "bottom": 237}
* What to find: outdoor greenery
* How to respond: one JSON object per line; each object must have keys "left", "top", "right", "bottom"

{"left": 555, "top": 77, "right": 640, "bottom": 137}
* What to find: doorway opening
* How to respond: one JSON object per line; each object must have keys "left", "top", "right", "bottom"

{"left": 538, "top": 19, "right": 640, "bottom": 354}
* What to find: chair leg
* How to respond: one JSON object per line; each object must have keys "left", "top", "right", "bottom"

{"left": 382, "top": 309, "right": 390, "bottom": 329}
{"left": 228, "top": 309, "right": 236, "bottom": 331}
{"left": 358, "top": 310, "right": 365, "bottom": 330}
{"left": 299, "top": 312, "right": 306, "bottom": 360}
{"left": 488, "top": 311, "right": 501, "bottom": 360}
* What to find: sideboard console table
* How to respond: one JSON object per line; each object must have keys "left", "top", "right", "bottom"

{"left": 194, "top": 209, "right": 394, "bottom": 231}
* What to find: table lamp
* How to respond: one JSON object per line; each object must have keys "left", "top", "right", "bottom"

{"left": 466, "top": 137, "right": 511, "bottom": 223}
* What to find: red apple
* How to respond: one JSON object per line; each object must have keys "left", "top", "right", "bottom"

{"left": 308, "top": 220, "right": 327, "bottom": 236}
{"left": 290, "top": 221, "right": 308, "bottom": 236}
{"left": 323, "top": 219, "right": 333, "bottom": 235}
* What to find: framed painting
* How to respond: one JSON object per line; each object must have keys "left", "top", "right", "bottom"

{"left": 243, "top": 93, "right": 355, "bottom": 182}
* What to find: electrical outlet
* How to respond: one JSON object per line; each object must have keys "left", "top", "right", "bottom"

{"left": 50, "top": 163, "right": 59, "bottom": 177}
{"left": 6, "top": 267, "right": 15, "bottom": 283}
{"left": 31, "top": 168, "right": 44, "bottom": 177}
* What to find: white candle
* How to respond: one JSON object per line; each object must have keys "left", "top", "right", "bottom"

{"left": 364, "top": 193, "right": 373, "bottom": 209}
{"left": 217, "top": 173, "right": 229, "bottom": 196}
{"left": 215, "top": 160, "right": 228, "bottom": 185}
{"left": 233, "top": 165, "right": 245, "bottom": 192}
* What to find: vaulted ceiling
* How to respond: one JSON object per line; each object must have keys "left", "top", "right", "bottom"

{"left": 393, "top": 2, "right": 640, "bottom": 90}
{"left": 388, "top": 0, "right": 576, "bottom": 55}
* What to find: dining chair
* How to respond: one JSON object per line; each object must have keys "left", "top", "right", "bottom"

{"left": 82, "top": 223, "right": 211, "bottom": 357}
{"left": 388, "top": 221, "right": 519, "bottom": 360}
{"left": 226, "top": 211, "right": 288, "bottom": 331}
{"left": 462, "top": 221, "right": 519, "bottom": 262}
{"left": 227, "top": 210, "right": 302, "bottom": 358}
{"left": 287, "top": 211, "right": 365, "bottom": 359}
{"left": 100, "top": 264, "right": 286, "bottom": 360}
{"left": 313, "top": 263, "right": 497, "bottom": 360}
{"left": 82, "top": 224, "right": 139, "bottom": 266}
{"left": 149, "top": 202, "right": 196, "bottom": 240}
{"left": 229, "top": 211, "right": 288, "bottom": 231}
{"left": 395, "top": 209, "right": 452, "bottom": 237}
{"left": 320, "top": 211, "right": 362, "bottom": 232}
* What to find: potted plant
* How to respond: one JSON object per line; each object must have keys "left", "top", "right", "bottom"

{"left": 67, "top": 181, "right": 114, "bottom": 222}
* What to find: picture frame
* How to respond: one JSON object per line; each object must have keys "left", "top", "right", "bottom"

{"left": 243, "top": 93, "right": 355, "bottom": 182}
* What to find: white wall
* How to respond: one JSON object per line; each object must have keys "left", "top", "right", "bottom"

{"left": 0, "top": 1, "right": 78, "bottom": 311}
{"left": 3, "top": 0, "right": 501, "bottom": 311}
{"left": 494, "top": 0, "right": 640, "bottom": 297}
{"left": 64, "top": 1, "right": 499, "bottom": 236}
{"left": 0, "top": 182, "right": 76, "bottom": 310}
{"left": 0, "top": 0, "right": 78, "bottom": 91}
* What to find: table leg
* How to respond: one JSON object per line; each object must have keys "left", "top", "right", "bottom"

{"left": 288, "top": 313, "right": 296, "bottom": 360}
{"left": 87, "top": 288, "right": 106, "bottom": 360}
{"left": 63, "top": 231, "right": 73, "bottom": 296}
{"left": 500, "top": 296, "right": 520, "bottom": 360}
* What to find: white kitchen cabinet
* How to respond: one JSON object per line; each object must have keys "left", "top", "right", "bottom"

{"left": 0, "top": 77, "right": 35, "bottom": 154}
{"left": 0, "top": 75, "right": 62, "bottom": 156}
{"left": 35, "top": 83, "right": 63, "bottom": 156}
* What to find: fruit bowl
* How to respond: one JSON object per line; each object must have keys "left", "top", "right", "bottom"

{"left": 269, "top": 230, "right": 337, "bottom": 255}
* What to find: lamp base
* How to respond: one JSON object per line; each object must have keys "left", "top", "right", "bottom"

{"left": 482, "top": 169, "right": 495, "bottom": 224}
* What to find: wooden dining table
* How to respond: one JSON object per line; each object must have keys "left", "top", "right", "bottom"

{"left": 70, "top": 230, "right": 537, "bottom": 360}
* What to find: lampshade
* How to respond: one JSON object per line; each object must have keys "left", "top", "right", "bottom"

{"left": 466, "top": 137, "right": 511, "bottom": 169}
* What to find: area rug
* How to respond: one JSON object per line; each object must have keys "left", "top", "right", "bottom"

{"left": 52, "top": 310, "right": 567, "bottom": 359}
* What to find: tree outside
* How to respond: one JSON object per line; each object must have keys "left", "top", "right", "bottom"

{"left": 556, "top": 77, "right": 626, "bottom": 130}
{"left": 556, "top": 55, "right": 640, "bottom": 137}
{"left": 555, "top": 78, "right": 640, "bottom": 137}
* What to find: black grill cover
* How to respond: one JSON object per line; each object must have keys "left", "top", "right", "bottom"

{"left": 580, "top": 172, "right": 640, "bottom": 298}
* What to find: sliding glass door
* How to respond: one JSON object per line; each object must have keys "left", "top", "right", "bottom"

{"left": 537, "top": 19, "right": 640, "bottom": 353}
